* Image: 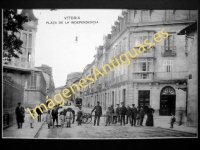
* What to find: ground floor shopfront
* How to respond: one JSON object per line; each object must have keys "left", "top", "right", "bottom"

{"left": 83, "top": 82, "right": 187, "bottom": 118}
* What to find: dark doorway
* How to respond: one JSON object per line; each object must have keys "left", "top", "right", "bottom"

{"left": 160, "top": 86, "right": 176, "bottom": 116}
{"left": 138, "top": 90, "right": 150, "bottom": 113}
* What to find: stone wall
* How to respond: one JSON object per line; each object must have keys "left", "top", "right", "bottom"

{"left": 187, "top": 30, "right": 197, "bottom": 127}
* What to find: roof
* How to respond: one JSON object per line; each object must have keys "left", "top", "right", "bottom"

{"left": 20, "top": 9, "right": 38, "bottom": 21}
{"left": 177, "top": 22, "right": 197, "bottom": 35}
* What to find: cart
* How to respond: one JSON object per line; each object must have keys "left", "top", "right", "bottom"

{"left": 82, "top": 113, "right": 92, "bottom": 123}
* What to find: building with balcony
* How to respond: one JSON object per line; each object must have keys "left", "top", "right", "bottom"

{"left": 177, "top": 21, "right": 197, "bottom": 127}
{"left": 81, "top": 10, "right": 197, "bottom": 126}
{"left": 3, "top": 9, "right": 39, "bottom": 127}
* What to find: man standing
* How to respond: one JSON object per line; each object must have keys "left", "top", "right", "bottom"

{"left": 110, "top": 105, "right": 114, "bottom": 123}
{"left": 91, "top": 101, "right": 102, "bottom": 126}
{"left": 116, "top": 104, "right": 120, "bottom": 123}
{"left": 130, "top": 104, "right": 137, "bottom": 126}
{"left": 126, "top": 104, "right": 131, "bottom": 124}
{"left": 36, "top": 106, "right": 43, "bottom": 122}
{"left": 139, "top": 106, "right": 145, "bottom": 126}
{"left": 51, "top": 106, "right": 59, "bottom": 127}
{"left": 15, "top": 102, "right": 25, "bottom": 129}
{"left": 120, "top": 102, "right": 127, "bottom": 126}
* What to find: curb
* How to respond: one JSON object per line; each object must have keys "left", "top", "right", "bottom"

{"left": 34, "top": 122, "right": 45, "bottom": 138}
{"left": 156, "top": 126, "right": 197, "bottom": 135}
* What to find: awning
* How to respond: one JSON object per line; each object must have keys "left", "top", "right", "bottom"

{"left": 177, "top": 22, "right": 197, "bottom": 35}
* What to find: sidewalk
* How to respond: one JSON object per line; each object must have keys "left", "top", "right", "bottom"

{"left": 82, "top": 106, "right": 197, "bottom": 135}
{"left": 3, "top": 113, "right": 45, "bottom": 138}
{"left": 153, "top": 116, "right": 197, "bottom": 135}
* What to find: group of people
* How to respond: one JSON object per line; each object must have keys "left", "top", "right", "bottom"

{"left": 15, "top": 101, "right": 183, "bottom": 130}
{"left": 104, "top": 102, "right": 155, "bottom": 127}
{"left": 44, "top": 105, "right": 76, "bottom": 128}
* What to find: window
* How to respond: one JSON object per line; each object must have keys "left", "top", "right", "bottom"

{"left": 136, "top": 59, "right": 153, "bottom": 72}
{"left": 28, "top": 34, "right": 32, "bottom": 47}
{"left": 28, "top": 52, "right": 31, "bottom": 62}
{"left": 164, "top": 60, "right": 173, "bottom": 72}
{"left": 141, "top": 10, "right": 148, "bottom": 22}
{"left": 164, "top": 35, "right": 174, "bottom": 51}
{"left": 22, "top": 33, "right": 27, "bottom": 47}
{"left": 27, "top": 72, "right": 37, "bottom": 87}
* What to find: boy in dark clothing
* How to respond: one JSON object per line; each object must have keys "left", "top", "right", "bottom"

{"left": 170, "top": 113, "right": 176, "bottom": 128}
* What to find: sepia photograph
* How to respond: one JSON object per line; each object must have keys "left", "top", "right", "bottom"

{"left": 2, "top": 8, "right": 198, "bottom": 139}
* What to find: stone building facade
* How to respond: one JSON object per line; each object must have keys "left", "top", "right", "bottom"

{"left": 178, "top": 21, "right": 198, "bottom": 126}
{"left": 81, "top": 10, "right": 197, "bottom": 126}
{"left": 3, "top": 9, "right": 39, "bottom": 127}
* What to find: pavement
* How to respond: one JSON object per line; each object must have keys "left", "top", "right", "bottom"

{"left": 3, "top": 106, "right": 197, "bottom": 138}
{"left": 3, "top": 112, "right": 45, "bottom": 138}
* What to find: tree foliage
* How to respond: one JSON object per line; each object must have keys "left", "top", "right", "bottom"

{"left": 3, "top": 9, "right": 29, "bottom": 62}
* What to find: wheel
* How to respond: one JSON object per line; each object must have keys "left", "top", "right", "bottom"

{"left": 82, "top": 117, "right": 87, "bottom": 123}
{"left": 86, "top": 117, "right": 92, "bottom": 123}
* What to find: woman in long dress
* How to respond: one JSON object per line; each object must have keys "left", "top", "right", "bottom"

{"left": 145, "top": 105, "right": 155, "bottom": 127}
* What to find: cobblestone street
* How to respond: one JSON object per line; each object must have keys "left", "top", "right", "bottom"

{"left": 36, "top": 117, "right": 196, "bottom": 139}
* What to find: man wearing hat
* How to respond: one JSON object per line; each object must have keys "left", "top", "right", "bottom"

{"left": 120, "top": 102, "right": 127, "bottom": 126}
{"left": 116, "top": 104, "right": 120, "bottom": 123}
{"left": 130, "top": 104, "right": 137, "bottom": 126}
{"left": 91, "top": 101, "right": 102, "bottom": 126}
{"left": 15, "top": 102, "right": 25, "bottom": 129}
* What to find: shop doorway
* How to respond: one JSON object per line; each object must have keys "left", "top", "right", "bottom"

{"left": 160, "top": 86, "right": 176, "bottom": 116}
{"left": 138, "top": 90, "right": 150, "bottom": 113}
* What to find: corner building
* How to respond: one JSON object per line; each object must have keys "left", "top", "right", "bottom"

{"left": 82, "top": 10, "right": 197, "bottom": 126}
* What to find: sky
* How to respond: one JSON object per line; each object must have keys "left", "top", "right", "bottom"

{"left": 19, "top": 9, "right": 123, "bottom": 88}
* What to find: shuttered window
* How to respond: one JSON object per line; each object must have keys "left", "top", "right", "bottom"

{"left": 164, "top": 35, "right": 174, "bottom": 51}
{"left": 164, "top": 60, "right": 173, "bottom": 72}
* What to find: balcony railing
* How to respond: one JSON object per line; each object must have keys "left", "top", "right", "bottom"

{"left": 133, "top": 73, "right": 154, "bottom": 80}
{"left": 154, "top": 72, "right": 188, "bottom": 80}
{"left": 3, "top": 60, "right": 31, "bottom": 69}
{"left": 161, "top": 46, "right": 176, "bottom": 57}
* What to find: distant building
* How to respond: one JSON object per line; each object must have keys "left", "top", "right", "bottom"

{"left": 36, "top": 64, "right": 55, "bottom": 98}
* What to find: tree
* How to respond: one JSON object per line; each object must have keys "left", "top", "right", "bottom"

{"left": 3, "top": 9, "right": 29, "bottom": 62}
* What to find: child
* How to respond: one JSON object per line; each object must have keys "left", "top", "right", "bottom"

{"left": 65, "top": 108, "right": 72, "bottom": 128}
{"left": 29, "top": 110, "right": 34, "bottom": 128}
{"left": 59, "top": 111, "right": 65, "bottom": 128}
{"left": 105, "top": 107, "right": 112, "bottom": 126}
{"left": 45, "top": 110, "right": 52, "bottom": 129}
{"left": 170, "top": 113, "right": 176, "bottom": 128}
